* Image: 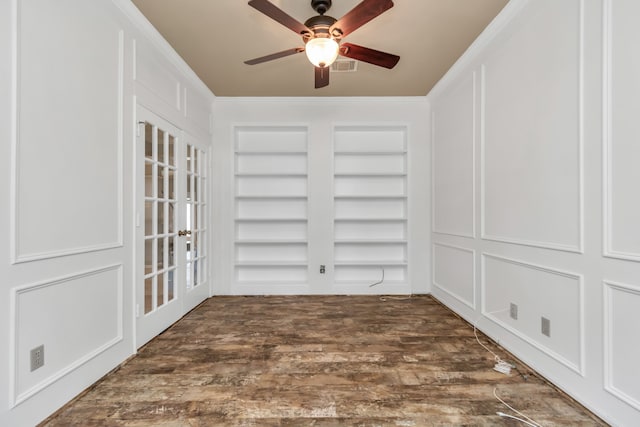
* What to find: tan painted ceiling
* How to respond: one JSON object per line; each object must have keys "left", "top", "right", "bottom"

{"left": 131, "top": 0, "right": 509, "bottom": 97}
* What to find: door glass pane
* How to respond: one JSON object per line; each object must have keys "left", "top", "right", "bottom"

{"left": 144, "top": 277, "right": 153, "bottom": 314}
{"left": 157, "top": 202, "right": 165, "bottom": 235}
{"left": 168, "top": 135, "right": 175, "bottom": 166}
{"left": 168, "top": 270, "right": 175, "bottom": 301}
{"left": 157, "top": 237, "right": 165, "bottom": 269}
{"left": 157, "top": 129, "right": 165, "bottom": 163}
{"left": 157, "top": 272, "right": 164, "bottom": 307}
{"left": 158, "top": 166, "right": 165, "bottom": 198}
{"left": 145, "top": 162, "right": 153, "bottom": 197}
{"left": 145, "top": 124, "right": 153, "bottom": 159}
{"left": 194, "top": 178, "right": 198, "bottom": 202}
{"left": 168, "top": 237, "right": 175, "bottom": 267}
{"left": 168, "top": 170, "right": 175, "bottom": 200}
{"left": 145, "top": 201, "right": 154, "bottom": 236}
{"left": 168, "top": 203, "right": 175, "bottom": 233}
{"left": 192, "top": 232, "right": 198, "bottom": 254}
{"left": 144, "top": 238, "right": 154, "bottom": 274}
{"left": 186, "top": 262, "right": 192, "bottom": 290}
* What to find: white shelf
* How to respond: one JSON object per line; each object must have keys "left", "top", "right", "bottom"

{"left": 334, "top": 260, "right": 408, "bottom": 266}
{"left": 235, "top": 217, "right": 308, "bottom": 222}
{"left": 235, "top": 150, "right": 307, "bottom": 155}
{"left": 234, "top": 280, "right": 309, "bottom": 286}
{"left": 235, "top": 261, "right": 308, "bottom": 267}
{"left": 236, "top": 239, "right": 308, "bottom": 244}
{"left": 334, "top": 217, "right": 407, "bottom": 222}
{"left": 334, "top": 172, "right": 406, "bottom": 177}
{"left": 235, "top": 172, "right": 307, "bottom": 177}
{"left": 236, "top": 195, "right": 308, "bottom": 200}
{"left": 334, "top": 195, "right": 406, "bottom": 199}
{"left": 334, "top": 151, "right": 407, "bottom": 155}
{"left": 334, "top": 239, "right": 407, "bottom": 244}
{"left": 332, "top": 279, "right": 408, "bottom": 286}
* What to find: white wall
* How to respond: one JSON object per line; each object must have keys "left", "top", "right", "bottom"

{"left": 429, "top": 0, "right": 640, "bottom": 425}
{"left": 0, "top": 0, "right": 214, "bottom": 425}
{"left": 212, "top": 98, "right": 430, "bottom": 296}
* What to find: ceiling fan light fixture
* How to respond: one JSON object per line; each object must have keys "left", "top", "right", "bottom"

{"left": 305, "top": 37, "right": 339, "bottom": 68}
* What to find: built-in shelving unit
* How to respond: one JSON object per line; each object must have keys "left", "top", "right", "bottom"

{"left": 333, "top": 126, "right": 408, "bottom": 287}
{"left": 234, "top": 127, "right": 308, "bottom": 287}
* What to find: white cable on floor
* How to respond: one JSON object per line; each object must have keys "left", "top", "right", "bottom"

{"left": 472, "top": 311, "right": 544, "bottom": 426}
{"left": 494, "top": 388, "right": 543, "bottom": 427}
{"left": 473, "top": 310, "right": 514, "bottom": 375}
{"left": 379, "top": 295, "right": 412, "bottom": 301}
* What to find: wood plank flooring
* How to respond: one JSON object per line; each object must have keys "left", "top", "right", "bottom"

{"left": 42, "top": 295, "right": 606, "bottom": 426}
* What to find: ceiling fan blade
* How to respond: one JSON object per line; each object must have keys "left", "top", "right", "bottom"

{"left": 330, "top": 0, "right": 394, "bottom": 38}
{"left": 340, "top": 43, "right": 399, "bottom": 69}
{"left": 244, "top": 48, "right": 304, "bottom": 65}
{"left": 248, "top": 0, "right": 311, "bottom": 35}
{"left": 315, "top": 66, "right": 330, "bottom": 89}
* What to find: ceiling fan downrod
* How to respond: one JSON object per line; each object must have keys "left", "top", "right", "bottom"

{"left": 311, "top": 0, "right": 331, "bottom": 15}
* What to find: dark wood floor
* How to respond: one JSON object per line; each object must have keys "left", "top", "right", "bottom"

{"left": 42, "top": 295, "right": 606, "bottom": 426}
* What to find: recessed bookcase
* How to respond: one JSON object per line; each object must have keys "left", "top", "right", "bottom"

{"left": 333, "top": 126, "right": 408, "bottom": 287}
{"left": 234, "top": 126, "right": 309, "bottom": 287}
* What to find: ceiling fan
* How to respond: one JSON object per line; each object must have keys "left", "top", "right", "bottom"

{"left": 244, "top": 0, "right": 400, "bottom": 89}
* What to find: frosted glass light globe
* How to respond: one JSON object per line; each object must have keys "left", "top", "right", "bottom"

{"left": 305, "top": 37, "right": 339, "bottom": 68}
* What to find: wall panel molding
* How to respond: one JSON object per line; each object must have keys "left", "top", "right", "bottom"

{"left": 603, "top": 280, "right": 640, "bottom": 411}
{"left": 602, "top": 0, "right": 640, "bottom": 262}
{"left": 432, "top": 243, "right": 476, "bottom": 309}
{"left": 10, "top": 264, "right": 124, "bottom": 406}
{"left": 134, "top": 37, "right": 182, "bottom": 113}
{"left": 431, "top": 72, "right": 476, "bottom": 239}
{"left": 11, "top": 6, "right": 125, "bottom": 263}
{"left": 479, "top": 0, "right": 585, "bottom": 254}
{"left": 481, "top": 253, "right": 584, "bottom": 375}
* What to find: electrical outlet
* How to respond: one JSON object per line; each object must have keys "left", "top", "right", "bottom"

{"left": 541, "top": 317, "right": 551, "bottom": 337}
{"left": 510, "top": 303, "right": 518, "bottom": 320}
{"left": 30, "top": 345, "right": 44, "bottom": 371}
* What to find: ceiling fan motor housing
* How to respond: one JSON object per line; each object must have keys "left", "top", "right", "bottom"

{"left": 303, "top": 14, "right": 337, "bottom": 42}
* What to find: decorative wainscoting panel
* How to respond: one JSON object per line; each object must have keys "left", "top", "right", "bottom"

{"left": 13, "top": 0, "right": 124, "bottom": 262}
{"left": 134, "top": 38, "right": 181, "bottom": 112}
{"left": 431, "top": 74, "right": 476, "bottom": 238}
{"left": 604, "top": 280, "right": 640, "bottom": 410}
{"left": 482, "top": 254, "right": 583, "bottom": 374}
{"left": 11, "top": 265, "right": 124, "bottom": 405}
{"left": 432, "top": 243, "right": 475, "bottom": 309}
{"left": 183, "top": 84, "right": 212, "bottom": 137}
{"left": 481, "top": 0, "right": 583, "bottom": 253}
{"left": 603, "top": 0, "right": 640, "bottom": 261}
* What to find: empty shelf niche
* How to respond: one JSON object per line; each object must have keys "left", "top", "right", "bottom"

{"left": 234, "top": 126, "right": 309, "bottom": 285}
{"left": 333, "top": 125, "right": 408, "bottom": 287}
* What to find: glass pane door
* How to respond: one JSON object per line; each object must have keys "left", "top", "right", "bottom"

{"left": 144, "top": 124, "right": 178, "bottom": 313}
{"left": 136, "top": 107, "right": 183, "bottom": 348}
{"left": 183, "top": 140, "right": 209, "bottom": 309}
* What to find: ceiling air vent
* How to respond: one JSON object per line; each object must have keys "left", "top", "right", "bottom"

{"left": 331, "top": 59, "right": 358, "bottom": 72}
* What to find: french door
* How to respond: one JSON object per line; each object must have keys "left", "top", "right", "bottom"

{"left": 136, "top": 106, "right": 209, "bottom": 347}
